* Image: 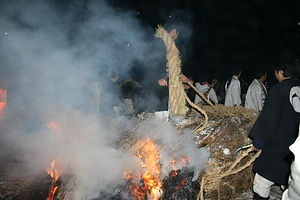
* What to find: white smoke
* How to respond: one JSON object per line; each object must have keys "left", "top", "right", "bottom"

{"left": 0, "top": 0, "right": 208, "bottom": 199}
{"left": 134, "top": 118, "right": 209, "bottom": 181}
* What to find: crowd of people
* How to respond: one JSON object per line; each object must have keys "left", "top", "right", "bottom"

{"left": 248, "top": 63, "right": 300, "bottom": 200}
{"left": 80, "top": 61, "right": 296, "bottom": 120}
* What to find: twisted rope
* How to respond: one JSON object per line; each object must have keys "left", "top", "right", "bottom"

{"left": 187, "top": 82, "right": 214, "bottom": 107}
{"left": 184, "top": 92, "right": 209, "bottom": 133}
{"left": 197, "top": 149, "right": 261, "bottom": 200}
{"left": 155, "top": 25, "right": 188, "bottom": 116}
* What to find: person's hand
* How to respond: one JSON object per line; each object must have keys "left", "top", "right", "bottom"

{"left": 180, "top": 73, "right": 189, "bottom": 83}
{"left": 157, "top": 78, "right": 168, "bottom": 86}
{"left": 169, "top": 29, "right": 179, "bottom": 40}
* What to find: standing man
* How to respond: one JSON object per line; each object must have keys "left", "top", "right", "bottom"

{"left": 194, "top": 76, "right": 218, "bottom": 105}
{"left": 245, "top": 69, "right": 268, "bottom": 111}
{"left": 147, "top": 29, "right": 189, "bottom": 113}
{"left": 248, "top": 63, "right": 300, "bottom": 200}
{"left": 224, "top": 67, "right": 242, "bottom": 106}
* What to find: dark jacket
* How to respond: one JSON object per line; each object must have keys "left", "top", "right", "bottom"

{"left": 249, "top": 79, "right": 300, "bottom": 185}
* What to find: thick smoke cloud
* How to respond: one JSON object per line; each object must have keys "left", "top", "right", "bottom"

{"left": 0, "top": 0, "right": 208, "bottom": 199}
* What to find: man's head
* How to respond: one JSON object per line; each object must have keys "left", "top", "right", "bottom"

{"left": 231, "top": 67, "right": 242, "bottom": 79}
{"left": 254, "top": 68, "right": 267, "bottom": 82}
{"left": 274, "top": 63, "right": 297, "bottom": 82}
{"left": 198, "top": 74, "right": 209, "bottom": 85}
{"left": 183, "top": 77, "right": 194, "bottom": 90}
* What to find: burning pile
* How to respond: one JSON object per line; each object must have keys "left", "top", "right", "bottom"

{"left": 119, "top": 124, "right": 208, "bottom": 200}
{"left": 0, "top": 103, "right": 258, "bottom": 200}
{"left": 41, "top": 103, "right": 259, "bottom": 200}
{"left": 122, "top": 136, "right": 201, "bottom": 200}
{"left": 124, "top": 137, "right": 163, "bottom": 200}
{"left": 44, "top": 115, "right": 209, "bottom": 200}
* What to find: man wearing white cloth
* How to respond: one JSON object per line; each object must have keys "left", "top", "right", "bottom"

{"left": 281, "top": 124, "right": 300, "bottom": 200}
{"left": 245, "top": 69, "right": 268, "bottom": 111}
{"left": 194, "top": 76, "right": 218, "bottom": 105}
{"left": 224, "top": 67, "right": 242, "bottom": 106}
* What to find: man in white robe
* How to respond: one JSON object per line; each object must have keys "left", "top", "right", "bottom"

{"left": 245, "top": 69, "right": 268, "bottom": 111}
{"left": 194, "top": 81, "right": 218, "bottom": 105}
{"left": 224, "top": 67, "right": 242, "bottom": 106}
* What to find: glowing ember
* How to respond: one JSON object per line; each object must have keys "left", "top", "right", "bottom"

{"left": 47, "top": 184, "right": 58, "bottom": 200}
{"left": 124, "top": 137, "right": 163, "bottom": 200}
{"left": 47, "top": 121, "right": 61, "bottom": 132}
{"left": 170, "top": 156, "right": 191, "bottom": 178}
{"left": 0, "top": 89, "right": 7, "bottom": 119}
{"left": 170, "top": 160, "right": 178, "bottom": 177}
{"left": 46, "top": 157, "right": 62, "bottom": 200}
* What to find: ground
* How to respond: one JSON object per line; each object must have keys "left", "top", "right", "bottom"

{"left": 0, "top": 159, "right": 51, "bottom": 200}
{"left": 0, "top": 106, "right": 284, "bottom": 200}
{"left": 0, "top": 157, "right": 283, "bottom": 200}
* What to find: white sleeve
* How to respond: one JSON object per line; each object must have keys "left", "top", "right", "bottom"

{"left": 250, "top": 85, "right": 264, "bottom": 111}
{"left": 208, "top": 89, "right": 218, "bottom": 104}
{"left": 231, "top": 80, "right": 241, "bottom": 106}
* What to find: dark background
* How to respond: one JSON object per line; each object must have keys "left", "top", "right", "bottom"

{"left": 1, "top": 0, "right": 300, "bottom": 89}
{"left": 111, "top": 0, "right": 300, "bottom": 86}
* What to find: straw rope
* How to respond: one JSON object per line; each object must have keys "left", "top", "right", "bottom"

{"left": 197, "top": 149, "right": 262, "bottom": 200}
{"left": 187, "top": 82, "right": 214, "bottom": 107}
{"left": 155, "top": 25, "right": 210, "bottom": 132}
{"left": 155, "top": 25, "right": 188, "bottom": 116}
{"left": 184, "top": 92, "right": 209, "bottom": 133}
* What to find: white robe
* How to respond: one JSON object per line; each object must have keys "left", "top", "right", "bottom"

{"left": 282, "top": 124, "right": 300, "bottom": 200}
{"left": 224, "top": 75, "right": 241, "bottom": 106}
{"left": 245, "top": 79, "right": 267, "bottom": 111}
{"left": 194, "top": 83, "right": 218, "bottom": 104}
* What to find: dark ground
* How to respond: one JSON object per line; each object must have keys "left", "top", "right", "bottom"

{"left": 0, "top": 159, "right": 51, "bottom": 200}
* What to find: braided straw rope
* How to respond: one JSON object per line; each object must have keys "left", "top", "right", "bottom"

{"left": 197, "top": 149, "right": 262, "bottom": 200}
{"left": 155, "top": 25, "right": 210, "bottom": 132}
{"left": 184, "top": 92, "right": 209, "bottom": 133}
{"left": 155, "top": 25, "right": 188, "bottom": 116}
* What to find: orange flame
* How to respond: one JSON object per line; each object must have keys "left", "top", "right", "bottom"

{"left": 0, "top": 89, "right": 7, "bottom": 119}
{"left": 124, "top": 137, "right": 163, "bottom": 200}
{"left": 170, "top": 160, "right": 178, "bottom": 177}
{"left": 47, "top": 185, "right": 58, "bottom": 200}
{"left": 46, "top": 157, "right": 62, "bottom": 200}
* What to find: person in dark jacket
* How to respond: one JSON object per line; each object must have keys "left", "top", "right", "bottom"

{"left": 98, "top": 72, "right": 122, "bottom": 116}
{"left": 248, "top": 63, "right": 300, "bottom": 200}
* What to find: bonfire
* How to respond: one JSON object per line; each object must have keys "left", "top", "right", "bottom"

{"left": 0, "top": 25, "right": 262, "bottom": 200}
{"left": 48, "top": 25, "right": 260, "bottom": 200}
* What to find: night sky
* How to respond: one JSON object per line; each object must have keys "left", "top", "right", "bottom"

{"left": 112, "top": 0, "right": 300, "bottom": 84}
{"left": 1, "top": 0, "right": 300, "bottom": 87}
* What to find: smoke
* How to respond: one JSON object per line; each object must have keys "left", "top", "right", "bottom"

{"left": 134, "top": 118, "right": 209, "bottom": 181}
{"left": 0, "top": 0, "right": 208, "bottom": 199}
{"left": 159, "top": 8, "right": 194, "bottom": 63}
